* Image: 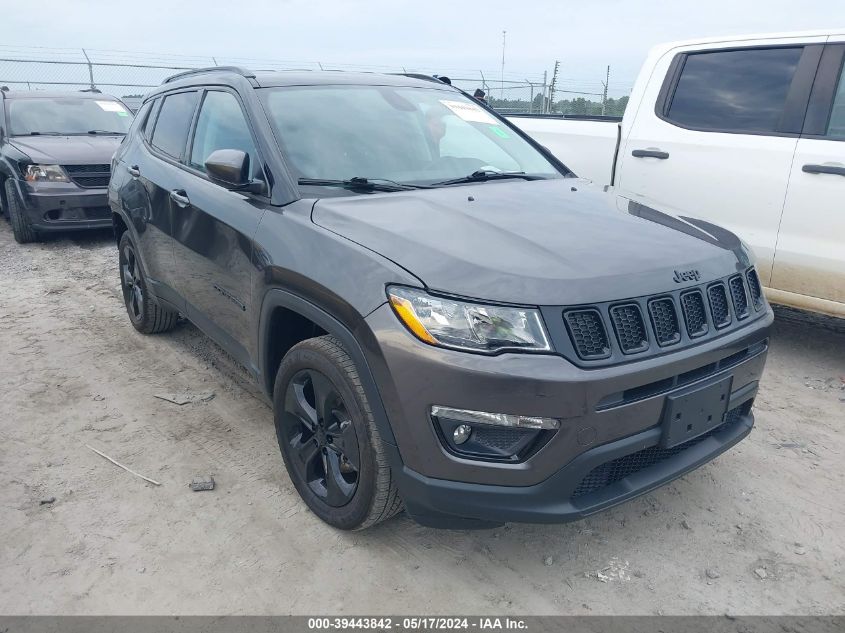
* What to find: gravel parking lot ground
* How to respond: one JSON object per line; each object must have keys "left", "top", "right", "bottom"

{"left": 1, "top": 223, "right": 843, "bottom": 616}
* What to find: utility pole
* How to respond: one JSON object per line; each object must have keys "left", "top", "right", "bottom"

{"left": 548, "top": 60, "right": 560, "bottom": 113}
{"left": 500, "top": 30, "right": 506, "bottom": 101}
{"left": 601, "top": 65, "right": 610, "bottom": 115}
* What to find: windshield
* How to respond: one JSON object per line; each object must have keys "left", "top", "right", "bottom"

{"left": 259, "top": 84, "right": 562, "bottom": 188}
{"left": 7, "top": 97, "right": 132, "bottom": 136}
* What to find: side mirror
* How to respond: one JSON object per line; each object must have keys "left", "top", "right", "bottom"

{"left": 204, "top": 149, "right": 264, "bottom": 193}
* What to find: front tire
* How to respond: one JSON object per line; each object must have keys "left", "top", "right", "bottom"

{"left": 274, "top": 335, "right": 403, "bottom": 530}
{"left": 5, "top": 180, "right": 38, "bottom": 244}
{"left": 118, "top": 232, "right": 178, "bottom": 334}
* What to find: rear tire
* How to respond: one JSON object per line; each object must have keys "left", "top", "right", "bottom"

{"left": 274, "top": 335, "right": 403, "bottom": 530}
{"left": 5, "top": 180, "right": 38, "bottom": 244}
{"left": 118, "top": 232, "right": 178, "bottom": 334}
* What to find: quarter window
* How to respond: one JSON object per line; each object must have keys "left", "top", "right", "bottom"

{"left": 189, "top": 91, "right": 257, "bottom": 173}
{"left": 826, "top": 59, "right": 845, "bottom": 138}
{"left": 665, "top": 47, "right": 804, "bottom": 134}
{"left": 150, "top": 91, "right": 197, "bottom": 159}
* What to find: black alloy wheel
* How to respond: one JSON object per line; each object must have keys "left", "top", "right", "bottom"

{"left": 120, "top": 240, "right": 145, "bottom": 323}
{"left": 281, "top": 368, "right": 361, "bottom": 507}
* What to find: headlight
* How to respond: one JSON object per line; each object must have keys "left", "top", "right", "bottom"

{"left": 23, "top": 164, "right": 69, "bottom": 183}
{"left": 387, "top": 286, "right": 551, "bottom": 353}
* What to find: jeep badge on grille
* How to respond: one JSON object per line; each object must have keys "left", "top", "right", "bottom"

{"left": 673, "top": 268, "right": 701, "bottom": 283}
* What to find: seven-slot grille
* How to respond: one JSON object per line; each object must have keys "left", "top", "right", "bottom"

{"left": 560, "top": 268, "right": 764, "bottom": 364}
{"left": 62, "top": 164, "right": 111, "bottom": 188}
{"left": 680, "top": 290, "right": 708, "bottom": 337}
{"left": 648, "top": 297, "right": 681, "bottom": 346}
{"left": 729, "top": 275, "right": 750, "bottom": 319}
{"left": 609, "top": 304, "right": 649, "bottom": 354}
{"left": 564, "top": 309, "right": 611, "bottom": 360}
{"left": 707, "top": 283, "right": 731, "bottom": 329}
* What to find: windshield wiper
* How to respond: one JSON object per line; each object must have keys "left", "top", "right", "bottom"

{"left": 297, "top": 177, "right": 433, "bottom": 192}
{"left": 87, "top": 130, "right": 125, "bottom": 135}
{"left": 432, "top": 170, "right": 546, "bottom": 186}
{"left": 14, "top": 132, "right": 66, "bottom": 136}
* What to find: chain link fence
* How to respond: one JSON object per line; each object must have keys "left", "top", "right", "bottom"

{"left": 0, "top": 47, "right": 630, "bottom": 117}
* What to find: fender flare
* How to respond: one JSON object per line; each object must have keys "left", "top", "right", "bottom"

{"left": 258, "top": 288, "right": 398, "bottom": 447}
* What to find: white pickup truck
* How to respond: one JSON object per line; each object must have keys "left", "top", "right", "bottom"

{"left": 509, "top": 30, "right": 845, "bottom": 318}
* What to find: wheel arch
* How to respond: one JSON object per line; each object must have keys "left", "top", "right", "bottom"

{"left": 258, "top": 288, "right": 397, "bottom": 447}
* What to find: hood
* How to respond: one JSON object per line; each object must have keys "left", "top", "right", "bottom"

{"left": 9, "top": 135, "right": 122, "bottom": 165}
{"left": 312, "top": 179, "right": 749, "bottom": 306}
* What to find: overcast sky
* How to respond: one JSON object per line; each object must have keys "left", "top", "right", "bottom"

{"left": 4, "top": 0, "right": 843, "bottom": 96}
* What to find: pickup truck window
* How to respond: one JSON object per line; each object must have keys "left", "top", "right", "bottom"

{"left": 665, "top": 47, "right": 803, "bottom": 134}
{"left": 827, "top": 60, "right": 845, "bottom": 138}
{"left": 259, "top": 85, "right": 560, "bottom": 188}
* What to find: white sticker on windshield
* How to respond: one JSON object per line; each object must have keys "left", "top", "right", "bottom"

{"left": 96, "top": 100, "right": 126, "bottom": 113}
{"left": 439, "top": 99, "right": 497, "bottom": 124}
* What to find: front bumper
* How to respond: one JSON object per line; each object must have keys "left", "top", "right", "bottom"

{"left": 364, "top": 302, "right": 773, "bottom": 527}
{"left": 12, "top": 180, "right": 111, "bottom": 232}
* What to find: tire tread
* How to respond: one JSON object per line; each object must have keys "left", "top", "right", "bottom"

{"left": 5, "top": 180, "right": 38, "bottom": 244}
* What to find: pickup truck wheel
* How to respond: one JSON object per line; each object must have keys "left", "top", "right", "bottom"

{"left": 274, "top": 335, "right": 403, "bottom": 530}
{"left": 118, "top": 232, "right": 178, "bottom": 334}
{"left": 5, "top": 180, "right": 39, "bottom": 244}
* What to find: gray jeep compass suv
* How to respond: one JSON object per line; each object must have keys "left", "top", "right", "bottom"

{"left": 109, "top": 67, "right": 772, "bottom": 530}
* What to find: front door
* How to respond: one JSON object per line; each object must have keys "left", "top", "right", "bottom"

{"left": 170, "top": 89, "right": 266, "bottom": 368}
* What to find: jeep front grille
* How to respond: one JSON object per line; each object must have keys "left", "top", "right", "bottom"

{"left": 746, "top": 268, "right": 763, "bottom": 310}
{"left": 563, "top": 309, "right": 611, "bottom": 360}
{"left": 552, "top": 267, "right": 766, "bottom": 367}
{"left": 707, "top": 283, "right": 731, "bottom": 329}
{"left": 648, "top": 297, "right": 681, "bottom": 347}
{"left": 729, "top": 275, "right": 750, "bottom": 320}
{"left": 609, "top": 303, "right": 649, "bottom": 354}
{"left": 680, "top": 290, "right": 708, "bottom": 338}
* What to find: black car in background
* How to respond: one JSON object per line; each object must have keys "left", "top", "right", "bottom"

{"left": 0, "top": 90, "right": 132, "bottom": 243}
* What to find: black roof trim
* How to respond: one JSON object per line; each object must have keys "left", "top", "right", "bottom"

{"left": 163, "top": 66, "right": 256, "bottom": 84}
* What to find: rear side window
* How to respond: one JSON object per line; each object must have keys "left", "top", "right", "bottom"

{"left": 826, "top": 59, "right": 845, "bottom": 138}
{"left": 665, "top": 47, "right": 803, "bottom": 134}
{"left": 150, "top": 91, "right": 197, "bottom": 159}
{"left": 189, "top": 91, "right": 257, "bottom": 173}
{"left": 143, "top": 99, "right": 160, "bottom": 141}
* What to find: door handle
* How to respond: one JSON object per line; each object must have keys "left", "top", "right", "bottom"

{"left": 802, "top": 164, "right": 845, "bottom": 177}
{"left": 127, "top": 164, "right": 140, "bottom": 178}
{"left": 632, "top": 149, "right": 670, "bottom": 159}
{"left": 169, "top": 189, "right": 191, "bottom": 208}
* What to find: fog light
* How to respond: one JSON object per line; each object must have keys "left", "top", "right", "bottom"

{"left": 453, "top": 424, "right": 472, "bottom": 444}
{"left": 430, "top": 405, "right": 560, "bottom": 430}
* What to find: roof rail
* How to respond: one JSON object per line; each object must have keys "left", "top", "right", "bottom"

{"left": 396, "top": 73, "right": 445, "bottom": 84}
{"left": 163, "top": 66, "right": 255, "bottom": 84}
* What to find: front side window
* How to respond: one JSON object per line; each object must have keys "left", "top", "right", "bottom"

{"left": 150, "top": 91, "right": 197, "bottom": 159}
{"left": 826, "top": 59, "right": 845, "bottom": 139}
{"left": 666, "top": 47, "right": 804, "bottom": 134}
{"left": 259, "top": 84, "right": 561, "bottom": 187}
{"left": 7, "top": 97, "right": 132, "bottom": 136}
{"left": 189, "top": 91, "right": 256, "bottom": 173}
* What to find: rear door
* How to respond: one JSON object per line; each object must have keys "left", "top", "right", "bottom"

{"left": 617, "top": 38, "right": 826, "bottom": 284}
{"left": 171, "top": 88, "right": 267, "bottom": 368}
{"left": 139, "top": 90, "right": 199, "bottom": 305}
{"left": 770, "top": 43, "right": 845, "bottom": 311}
